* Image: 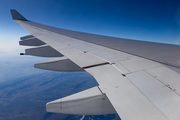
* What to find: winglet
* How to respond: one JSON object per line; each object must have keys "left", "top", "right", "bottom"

{"left": 10, "top": 9, "right": 27, "bottom": 21}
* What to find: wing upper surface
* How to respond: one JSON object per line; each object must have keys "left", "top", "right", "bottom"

{"left": 11, "top": 10, "right": 180, "bottom": 120}
{"left": 19, "top": 20, "right": 180, "bottom": 70}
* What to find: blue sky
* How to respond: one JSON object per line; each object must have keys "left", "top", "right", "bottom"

{"left": 1, "top": 0, "right": 180, "bottom": 53}
{"left": 0, "top": 1, "right": 180, "bottom": 119}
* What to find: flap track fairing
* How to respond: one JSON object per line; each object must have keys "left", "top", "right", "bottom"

{"left": 46, "top": 87, "right": 116, "bottom": 115}
{"left": 25, "top": 45, "right": 63, "bottom": 57}
{"left": 20, "top": 35, "right": 34, "bottom": 40}
{"left": 34, "top": 57, "right": 84, "bottom": 72}
{"left": 19, "top": 38, "right": 46, "bottom": 46}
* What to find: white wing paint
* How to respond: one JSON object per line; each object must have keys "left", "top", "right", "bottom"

{"left": 11, "top": 10, "right": 180, "bottom": 120}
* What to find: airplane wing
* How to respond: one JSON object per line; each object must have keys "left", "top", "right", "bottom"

{"left": 10, "top": 10, "right": 180, "bottom": 120}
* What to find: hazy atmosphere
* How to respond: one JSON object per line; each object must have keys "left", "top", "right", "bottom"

{"left": 1, "top": 0, "right": 180, "bottom": 119}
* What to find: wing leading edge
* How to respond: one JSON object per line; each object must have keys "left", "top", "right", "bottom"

{"left": 11, "top": 10, "right": 180, "bottom": 120}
